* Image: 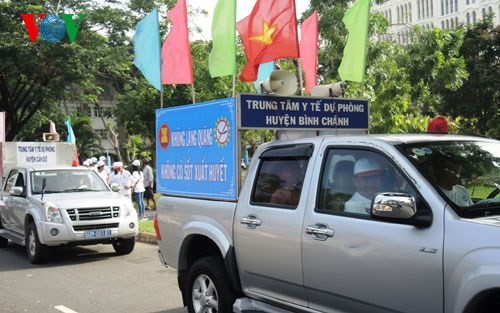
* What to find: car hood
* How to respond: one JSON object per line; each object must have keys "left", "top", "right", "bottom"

{"left": 31, "top": 191, "right": 131, "bottom": 209}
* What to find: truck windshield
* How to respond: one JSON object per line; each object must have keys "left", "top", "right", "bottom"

{"left": 400, "top": 140, "right": 500, "bottom": 217}
{"left": 31, "top": 169, "right": 110, "bottom": 194}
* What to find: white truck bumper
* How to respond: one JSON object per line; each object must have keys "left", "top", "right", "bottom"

{"left": 36, "top": 216, "right": 139, "bottom": 246}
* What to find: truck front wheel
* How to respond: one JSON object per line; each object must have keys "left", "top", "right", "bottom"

{"left": 26, "top": 222, "right": 47, "bottom": 264}
{"left": 112, "top": 237, "right": 135, "bottom": 255}
{"left": 186, "top": 256, "right": 237, "bottom": 313}
{"left": 0, "top": 219, "right": 8, "bottom": 248}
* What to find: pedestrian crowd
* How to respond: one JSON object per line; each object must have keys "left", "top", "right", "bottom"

{"left": 79, "top": 156, "right": 156, "bottom": 220}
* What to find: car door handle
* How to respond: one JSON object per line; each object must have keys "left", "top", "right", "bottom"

{"left": 306, "top": 224, "right": 334, "bottom": 241}
{"left": 240, "top": 215, "right": 262, "bottom": 229}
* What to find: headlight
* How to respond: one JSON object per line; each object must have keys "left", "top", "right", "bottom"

{"left": 46, "top": 205, "right": 63, "bottom": 223}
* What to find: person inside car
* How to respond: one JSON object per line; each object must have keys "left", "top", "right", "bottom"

{"left": 270, "top": 161, "right": 303, "bottom": 206}
{"left": 344, "top": 158, "right": 383, "bottom": 214}
{"left": 433, "top": 153, "right": 473, "bottom": 206}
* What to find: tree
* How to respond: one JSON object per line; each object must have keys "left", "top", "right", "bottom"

{"left": 363, "top": 27, "right": 467, "bottom": 134}
{"left": 0, "top": 1, "right": 102, "bottom": 140}
{"left": 307, "top": 1, "right": 470, "bottom": 135}
{"left": 70, "top": 115, "right": 103, "bottom": 161}
{"left": 402, "top": 27, "right": 468, "bottom": 114}
{"left": 440, "top": 20, "right": 500, "bottom": 138}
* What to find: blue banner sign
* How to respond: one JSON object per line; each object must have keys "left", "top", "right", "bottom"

{"left": 238, "top": 93, "right": 369, "bottom": 130}
{"left": 156, "top": 98, "right": 237, "bottom": 200}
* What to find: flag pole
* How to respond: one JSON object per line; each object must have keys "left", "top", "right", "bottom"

{"left": 232, "top": 74, "right": 236, "bottom": 98}
{"left": 292, "top": 0, "right": 302, "bottom": 95}
{"left": 159, "top": 8, "right": 163, "bottom": 110}
{"left": 191, "top": 84, "right": 196, "bottom": 103}
{"left": 297, "top": 59, "right": 304, "bottom": 95}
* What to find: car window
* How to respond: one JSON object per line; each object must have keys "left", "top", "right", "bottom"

{"left": 4, "top": 171, "right": 18, "bottom": 193}
{"left": 251, "top": 158, "right": 308, "bottom": 209}
{"left": 31, "top": 169, "right": 109, "bottom": 194}
{"left": 317, "top": 149, "right": 416, "bottom": 215}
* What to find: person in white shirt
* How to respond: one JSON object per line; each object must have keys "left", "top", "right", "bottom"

{"left": 131, "top": 159, "right": 146, "bottom": 219}
{"left": 108, "top": 162, "right": 119, "bottom": 189}
{"left": 111, "top": 161, "right": 132, "bottom": 198}
{"left": 433, "top": 153, "right": 473, "bottom": 206}
{"left": 344, "top": 158, "right": 383, "bottom": 214}
{"left": 142, "top": 158, "right": 156, "bottom": 210}
{"left": 99, "top": 155, "right": 111, "bottom": 174}
{"left": 96, "top": 160, "right": 109, "bottom": 186}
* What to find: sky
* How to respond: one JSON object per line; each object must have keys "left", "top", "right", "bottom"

{"left": 187, "top": 0, "right": 310, "bottom": 40}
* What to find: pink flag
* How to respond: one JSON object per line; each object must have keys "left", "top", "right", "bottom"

{"left": 299, "top": 10, "right": 318, "bottom": 94}
{"left": 161, "top": 0, "right": 194, "bottom": 84}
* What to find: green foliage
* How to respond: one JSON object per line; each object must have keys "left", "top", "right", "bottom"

{"left": 0, "top": 0, "right": 119, "bottom": 143}
{"left": 125, "top": 134, "right": 148, "bottom": 164}
{"left": 71, "top": 115, "right": 103, "bottom": 160}
{"left": 440, "top": 21, "right": 500, "bottom": 138}
{"left": 241, "top": 129, "right": 275, "bottom": 157}
{"left": 360, "top": 26, "right": 467, "bottom": 134}
{"left": 402, "top": 27, "right": 468, "bottom": 111}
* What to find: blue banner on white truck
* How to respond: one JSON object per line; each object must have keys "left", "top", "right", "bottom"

{"left": 238, "top": 93, "right": 369, "bottom": 130}
{"left": 155, "top": 98, "right": 238, "bottom": 200}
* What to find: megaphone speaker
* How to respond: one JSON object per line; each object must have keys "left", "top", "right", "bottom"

{"left": 43, "top": 133, "right": 60, "bottom": 142}
{"left": 310, "top": 82, "right": 347, "bottom": 98}
{"left": 260, "top": 70, "right": 297, "bottom": 96}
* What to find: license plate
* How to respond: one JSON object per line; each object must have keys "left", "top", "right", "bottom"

{"left": 84, "top": 229, "right": 112, "bottom": 239}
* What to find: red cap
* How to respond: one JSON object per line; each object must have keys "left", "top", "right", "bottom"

{"left": 427, "top": 116, "right": 448, "bottom": 134}
{"left": 72, "top": 159, "right": 79, "bottom": 167}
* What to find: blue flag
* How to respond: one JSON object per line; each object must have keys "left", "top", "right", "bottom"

{"left": 65, "top": 117, "right": 75, "bottom": 144}
{"left": 134, "top": 8, "right": 162, "bottom": 91}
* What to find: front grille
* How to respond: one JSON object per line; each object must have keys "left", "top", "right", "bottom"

{"left": 67, "top": 206, "right": 120, "bottom": 221}
{"left": 73, "top": 223, "right": 119, "bottom": 231}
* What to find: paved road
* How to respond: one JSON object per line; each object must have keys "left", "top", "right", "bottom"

{"left": 0, "top": 240, "right": 186, "bottom": 313}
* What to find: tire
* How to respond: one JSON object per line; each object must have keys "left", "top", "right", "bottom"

{"left": 0, "top": 219, "right": 8, "bottom": 248}
{"left": 112, "top": 237, "right": 135, "bottom": 255}
{"left": 186, "top": 256, "right": 237, "bottom": 313}
{"left": 0, "top": 236, "right": 7, "bottom": 248}
{"left": 477, "top": 296, "right": 500, "bottom": 313}
{"left": 26, "top": 222, "right": 47, "bottom": 264}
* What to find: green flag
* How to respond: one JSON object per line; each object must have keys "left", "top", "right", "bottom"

{"left": 338, "top": 0, "right": 371, "bottom": 82}
{"left": 209, "top": 0, "right": 236, "bottom": 78}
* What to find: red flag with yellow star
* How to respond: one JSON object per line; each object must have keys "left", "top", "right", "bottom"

{"left": 237, "top": 0, "right": 299, "bottom": 82}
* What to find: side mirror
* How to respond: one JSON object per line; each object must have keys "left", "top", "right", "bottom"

{"left": 371, "top": 193, "right": 432, "bottom": 228}
{"left": 11, "top": 186, "right": 24, "bottom": 196}
{"left": 372, "top": 192, "right": 416, "bottom": 219}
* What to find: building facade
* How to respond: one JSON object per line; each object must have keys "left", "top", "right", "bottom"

{"left": 58, "top": 81, "right": 120, "bottom": 160}
{"left": 372, "top": 0, "right": 500, "bottom": 43}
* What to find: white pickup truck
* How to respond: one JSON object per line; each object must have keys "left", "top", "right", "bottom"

{"left": 155, "top": 134, "right": 500, "bottom": 313}
{"left": 0, "top": 142, "right": 138, "bottom": 263}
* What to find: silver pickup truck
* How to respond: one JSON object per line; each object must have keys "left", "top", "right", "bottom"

{"left": 0, "top": 165, "right": 138, "bottom": 263}
{"left": 156, "top": 134, "right": 500, "bottom": 313}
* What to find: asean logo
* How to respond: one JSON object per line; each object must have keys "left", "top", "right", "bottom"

{"left": 159, "top": 123, "right": 170, "bottom": 150}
